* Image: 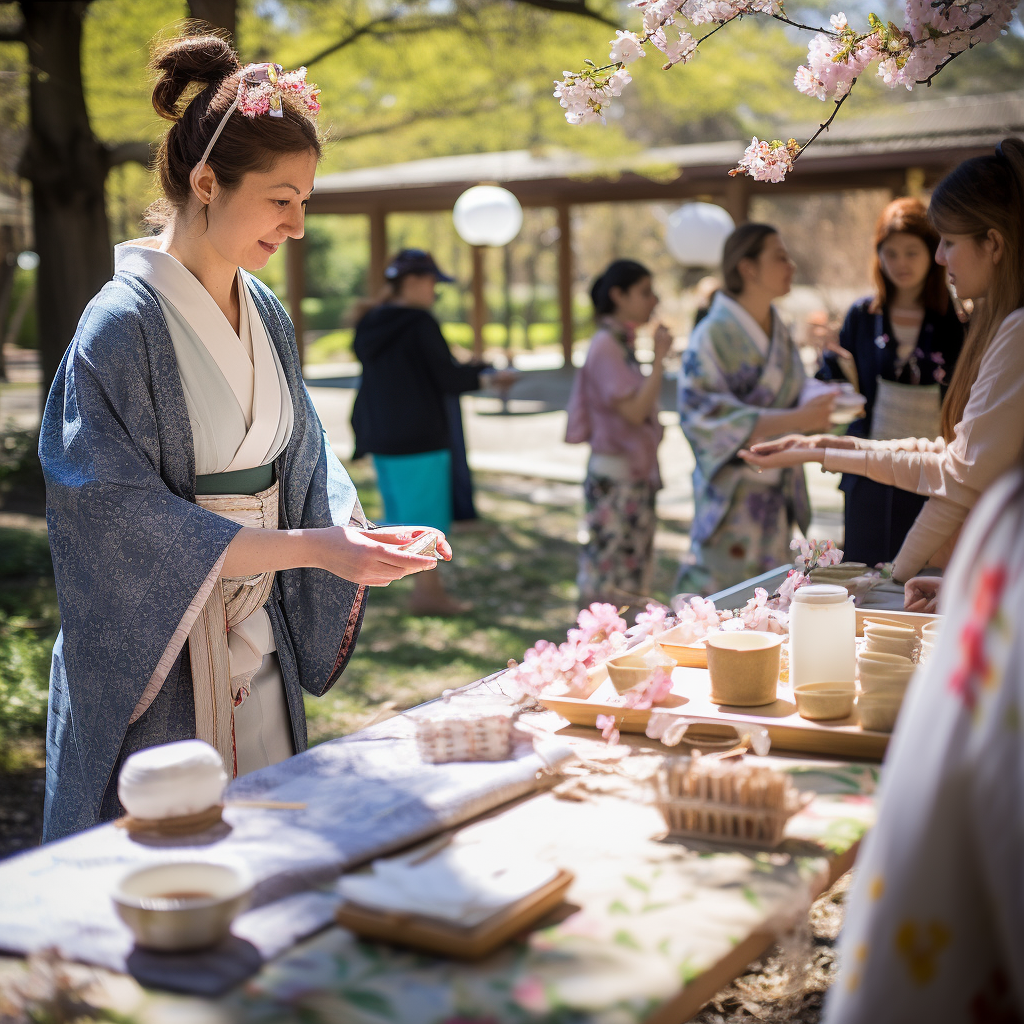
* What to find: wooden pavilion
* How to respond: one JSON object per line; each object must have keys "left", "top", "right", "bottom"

{"left": 289, "top": 89, "right": 1024, "bottom": 364}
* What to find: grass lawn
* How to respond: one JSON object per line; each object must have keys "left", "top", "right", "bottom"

{"left": 303, "top": 463, "right": 586, "bottom": 743}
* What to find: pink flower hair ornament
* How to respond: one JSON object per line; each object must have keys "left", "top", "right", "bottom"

{"left": 190, "top": 62, "right": 321, "bottom": 192}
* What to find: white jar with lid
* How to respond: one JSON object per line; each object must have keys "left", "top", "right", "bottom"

{"left": 789, "top": 584, "right": 855, "bottom": 689}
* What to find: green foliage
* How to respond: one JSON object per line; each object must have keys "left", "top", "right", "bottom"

{"left": 0, "top": 424, "right": 43, "bottom": 498}
{"left": 0, "top": 525, "right": 57, "bottom": 759}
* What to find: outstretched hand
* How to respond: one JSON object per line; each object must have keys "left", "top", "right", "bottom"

{"left": 739, "top": 446, "right": 824, "bottom": 470}
{"left": 314, "top": 526, "right": 451, "bottom": 586}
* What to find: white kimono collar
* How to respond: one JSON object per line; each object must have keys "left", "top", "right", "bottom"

{"left": 714, "top": 292, "right": 778, "bottom": 359}
{"left": 115, "top": 239, "right": 284, "bottom": 473}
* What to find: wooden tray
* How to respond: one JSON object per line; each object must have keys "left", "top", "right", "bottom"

{"left": 650, "top": 611, "right": 939, "bottom": 674}
{"left": 541, "top": 667, "right": 891, "bottom": 760}
{"left": 335, "top": 868, "right": 575, "bottom": 960}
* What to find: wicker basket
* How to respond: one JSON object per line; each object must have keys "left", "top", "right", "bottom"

{"left": 651, "top": 755, "right": 810, "bottom": 847}
{"left": 413, "top": 699, "right": 516, "bottom": 764}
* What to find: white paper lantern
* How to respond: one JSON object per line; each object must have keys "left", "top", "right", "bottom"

{"left": 665, "top": 203, "right": 735, "bottom": 268}
{"left": 452, "top": 185, "right": 523, "bottom": 247}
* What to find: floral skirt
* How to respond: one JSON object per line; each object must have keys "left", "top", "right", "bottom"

{"left": 578, "top": 474, "right": 657, "bottom": 608}
{"left": 677, "top": 477, "right": 794, "bottom": 597}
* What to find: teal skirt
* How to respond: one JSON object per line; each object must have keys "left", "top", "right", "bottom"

{"left": 372, "top": 450, "right": 452, "bottom": 533}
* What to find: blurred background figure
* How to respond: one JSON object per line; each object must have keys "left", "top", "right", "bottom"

{"left": 351, "top": 249, "right": 514, "bottom": 615}
{"left": 565, "top": 259, "right": 672, "bottom": 612}
{"left": 677, "top": 224, "right": 835, "bottom": 595}
{"left": 815, "top": 197, "right": 964, "bottom": 566}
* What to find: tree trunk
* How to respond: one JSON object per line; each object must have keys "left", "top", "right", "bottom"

{"left": 187, "top": 0, "right": 236, "bottom": 40}
{"left": 18, "top": 0, "right": 110, "bottom": 399}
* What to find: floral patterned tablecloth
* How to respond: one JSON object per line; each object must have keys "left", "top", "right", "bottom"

{"left": 1, "top": 755, "right": 877, "bottom": 1024}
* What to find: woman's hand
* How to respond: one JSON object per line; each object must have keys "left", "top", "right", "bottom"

{"left": 795, "top": 392, "right": 837, "bottom": 433}
{"left": 738, "top": 446, "right": 824, "bottom": 470}
{"left": 313, "top": 526, "right": 448, "bottom": 586}
{"left": 653, "top": 323, "right": 673, "bottom": 362}
{"left": 904, "top": 576, "right": 941, "bottom": 613}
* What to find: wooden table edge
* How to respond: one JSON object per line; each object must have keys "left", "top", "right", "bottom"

{"left": 643, "top": 841, "right": 861, "bottom": 1024}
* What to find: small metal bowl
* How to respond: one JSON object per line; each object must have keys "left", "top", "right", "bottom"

{"left": 113, "top": 862, "right": 252, "bottom": 952}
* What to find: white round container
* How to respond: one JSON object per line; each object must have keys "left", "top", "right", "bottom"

{"left": 789, "top": 584, "right": 856, "bottom": 689}
{"left": 118, "top": 740, "right": 227, "bottom": 821}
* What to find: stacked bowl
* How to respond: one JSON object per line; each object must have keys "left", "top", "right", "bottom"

{"left": 919, "top": 619, "right": 941, "bottom": 664}
{"left": 856, "top": 645, "right": 917, "bottom": 732}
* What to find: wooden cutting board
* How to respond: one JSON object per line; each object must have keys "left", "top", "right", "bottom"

{"left": 540, "top": 666, "right": 891, "bottom": 760}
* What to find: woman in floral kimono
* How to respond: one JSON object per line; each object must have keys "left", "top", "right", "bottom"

{"left": 677, "top": 224, "right": 835, "bottom": 595}
{"left": 39, "top": 33, "right": 444, "bottom": 841}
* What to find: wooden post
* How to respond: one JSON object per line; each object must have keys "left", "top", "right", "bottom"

{"left": 557, "top": 204, "right": 573, "bottom": 367}
{"left": 368, "top": 208, "right": 387, "bottom": 294}
{"left": 721, "top": 178, "right": 750, "bottom": 226}
{"left": 471, "top": 244, "right": 486, "bottom": 360}
{"left": 285, "top": 234, "right": 306, "bottom": 369}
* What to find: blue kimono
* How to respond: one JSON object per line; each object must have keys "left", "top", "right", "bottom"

{"left": 39, "top": 267, "right": 367, "bottom": 842}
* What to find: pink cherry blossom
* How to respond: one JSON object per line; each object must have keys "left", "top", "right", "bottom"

{"left": 610, "top": 29, "right": 647, "bottom": 64}
{"left": 730, "top": 137, "right": 799, "bottom": 183}
{"left": 595, "top": 714, "right": 621, "bottom": 745}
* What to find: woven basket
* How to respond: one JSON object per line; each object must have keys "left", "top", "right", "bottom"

{"left": 413, "top": 707, "right": 515, "bottom": 764}
{"left": 651, "top": 757, "right": 810, "bottom": 847}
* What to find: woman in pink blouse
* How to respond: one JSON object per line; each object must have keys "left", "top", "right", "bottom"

{"left": 741, "top": 138, "right": 1024, "bottom": 595}
{"left": 566, "top": 260, "right": 672, "bottom": 608}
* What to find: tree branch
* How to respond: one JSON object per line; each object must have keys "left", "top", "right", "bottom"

{"left": 301, "top": 14, "right": 400, "bottom": 67}
{"left": 510, "top": 0, "right": 619, "bottom": 28}
{"left": 104, "top": 141, "right": 154, "bottom": 170}
{"left": 331, "top": 95, "right": 504, "bottom": 142}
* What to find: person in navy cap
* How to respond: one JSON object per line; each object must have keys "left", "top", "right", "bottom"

{"left": 351, "top": 249, "right": 515, "bottom": 615}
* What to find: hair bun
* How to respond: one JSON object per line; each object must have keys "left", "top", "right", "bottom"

{"left": 150, "top": 28, "right": 240, "bottom": 122}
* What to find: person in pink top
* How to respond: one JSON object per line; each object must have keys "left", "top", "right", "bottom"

{"left": 566, "top": 259, "right": 672, "bottom": 609}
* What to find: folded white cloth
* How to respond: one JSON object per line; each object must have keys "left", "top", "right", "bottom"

{"left": 338, "top": 843, "right": 558, "bottom": 926}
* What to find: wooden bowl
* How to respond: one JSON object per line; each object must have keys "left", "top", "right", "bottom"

{"left": 794, "top": 682, "right": 856, "bottom": 721}
{"left": 605, "top": 640, "right": 674, "bottom": 695}
{"left": 704, "top": 631, "right": 782, "bottom": 706}
{"left": 656, "top": 624, "right": 708, "bottom": 669}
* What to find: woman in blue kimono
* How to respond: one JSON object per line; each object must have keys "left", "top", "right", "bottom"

{"left": 677, "top": 224, "right": 835, "bottom": 595}
{"left": 815, "top": 197, "right": 964, "bottom": 566}
{"left": 38, "top": 34, "right": 444, "bottom": 841}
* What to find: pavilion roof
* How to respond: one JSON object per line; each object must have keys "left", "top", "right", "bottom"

{"left": 308, "top": 89, "right": 1024, "bottom": 213}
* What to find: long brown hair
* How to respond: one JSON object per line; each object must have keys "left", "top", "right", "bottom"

{"left": 148, "top": 26, "right": 321, "bottom": 224}
{"left": 721, "top": 223, "right": 777, "bottom": 296}
{"left": 930, "top": 138, "right": 1024, "bottom": 442}
{"left": 870, "top": 197, "right": 949, "bottom": 315}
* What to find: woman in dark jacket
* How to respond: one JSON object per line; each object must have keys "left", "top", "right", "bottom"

{"left": 817, "top": 198, "right": 964, "bottom": 566}
{"left": 351, "top": 249, "right": 507, "bottom": 614}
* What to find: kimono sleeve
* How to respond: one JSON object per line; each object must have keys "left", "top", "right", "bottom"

{"left": 678, "top": 320, "right": 762, "bottom": 483}
{"left": 40, "top": 296, "right": 242, "bottom": 798}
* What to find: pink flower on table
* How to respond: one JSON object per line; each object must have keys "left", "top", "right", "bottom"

{"left": 596, "top": 714, "right": 621, "bottom": 745}
{"left": 512, "top": 976, "right": 549, "bottom": 1014}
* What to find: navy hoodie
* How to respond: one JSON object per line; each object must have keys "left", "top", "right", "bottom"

{"left": 351, "top": 304, "right": 483, "bottom": 458}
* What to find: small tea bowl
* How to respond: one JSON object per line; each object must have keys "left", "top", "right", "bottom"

{"left": 857, "top": 691, "right": 904, "bottom": 733}
{"left": 113, "top": 862, "right": 252, "bottom": 952}
{"left": 794, "top": 681, "right": 856, "bottom": 721}
{"left": 705, "top": 631, "right": 782, "bottom": 706}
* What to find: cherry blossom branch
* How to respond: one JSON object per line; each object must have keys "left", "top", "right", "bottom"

{"left": 554, "top": 0, "right": 1017, "bottom": 177}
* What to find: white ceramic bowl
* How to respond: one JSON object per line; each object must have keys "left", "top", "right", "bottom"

{"left": 857, "top": 692, "right": 904, "bottom": 732}
{"left": 857, "top": 650, "right": 916, "bottom": 695}
{"left": 117, "top": 740, "right": 227, "bottom": 821}
{"left": 921, "top": 620, "right": 942, "bottom": 639}
{"left": 113, "top": 862, "right": 252, "bottom": 952}
{"left": 863, "top": 632, "right": 918, "bottom": 659}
